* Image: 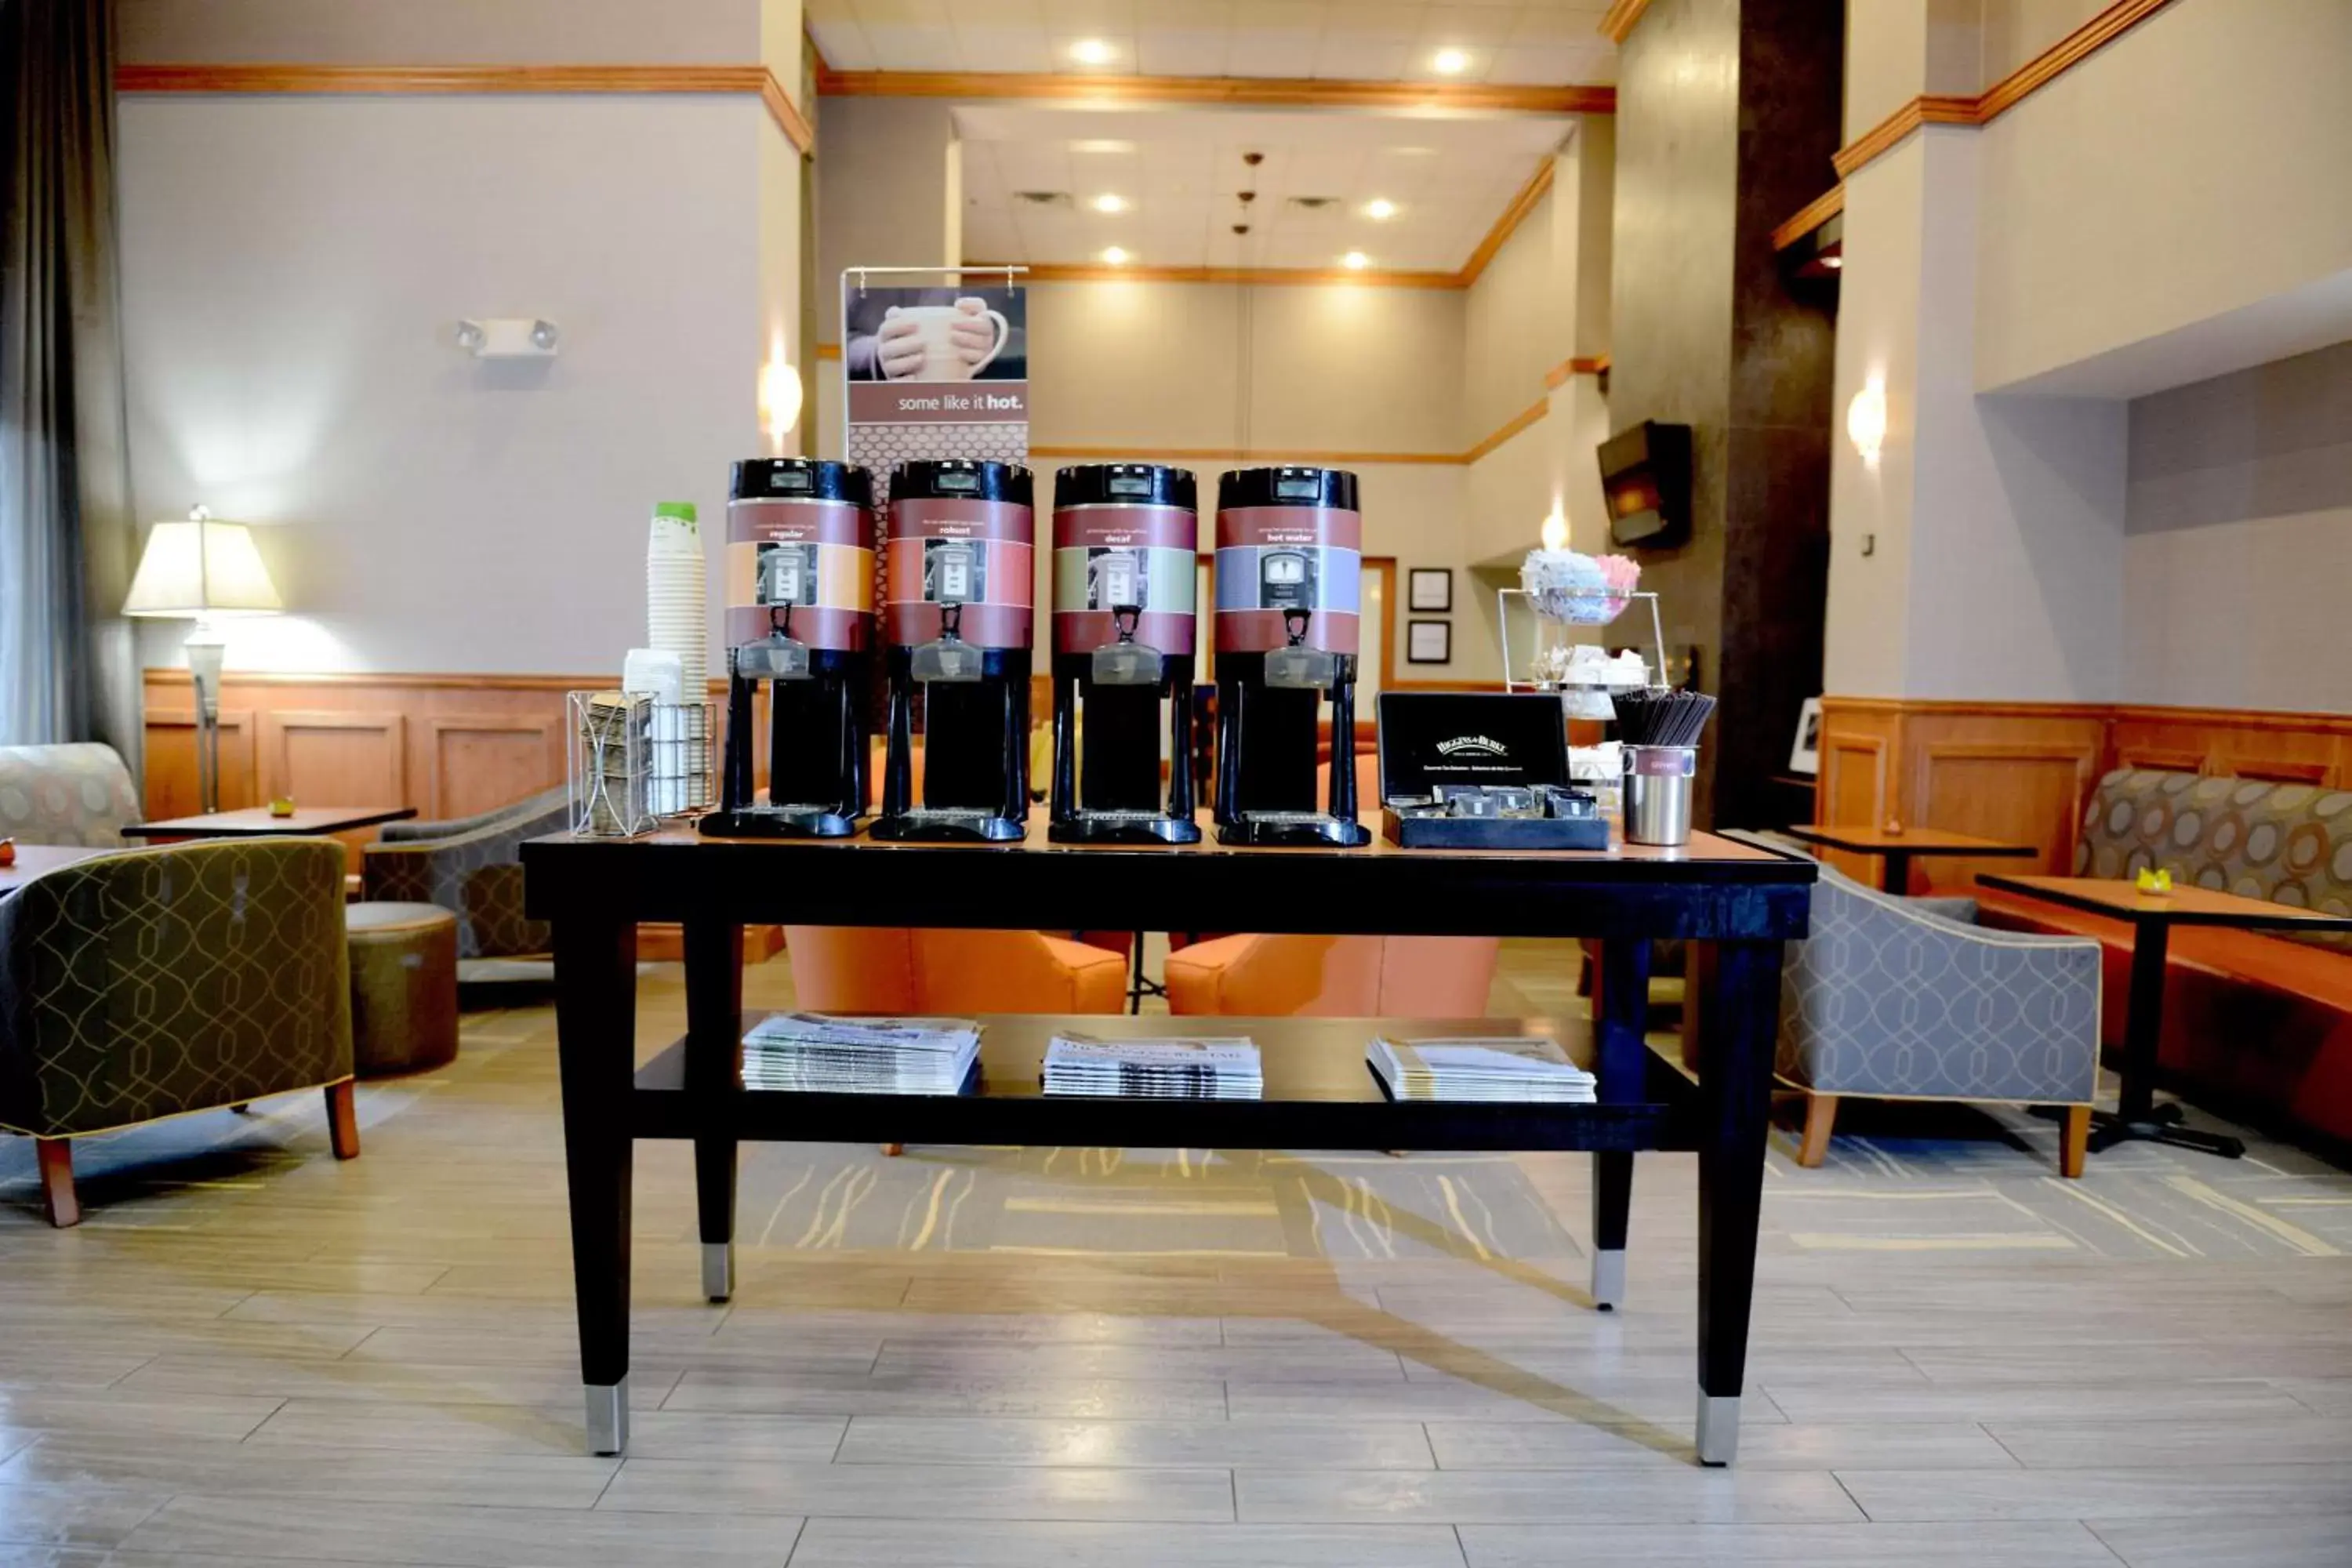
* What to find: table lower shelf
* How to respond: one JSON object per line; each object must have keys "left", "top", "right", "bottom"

{"left": 631, "top": 1014, "right": 1698, "bottom": 1152}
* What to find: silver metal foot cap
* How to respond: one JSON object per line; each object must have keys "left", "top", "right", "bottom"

{"left": 586, "top": 1377, "right": 630, "bottom": 1456}
{"left": 1695, "top": 1392, "right": 1740, "bottom": 1466}
{"left": 702, "top": 1241, "right": 735, "bottom": 1302}
{"left": 1589, "top": 1248, "right": 1626, "bottom": 1310}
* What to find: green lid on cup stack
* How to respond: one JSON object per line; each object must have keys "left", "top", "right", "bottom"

{"left": 653, "top": 501, "right": 697, "bottom": 524}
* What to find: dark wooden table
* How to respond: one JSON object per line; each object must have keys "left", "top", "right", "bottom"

{"left": 0, "top": 844, "right": 115, "bottom": 891}
{"left": 122, "top": 805, "right": 417, "bottom": 839}
{"left": 1980, "top": 874, "right": 2352, "bottom": 1158}
{"left": 521, "top": 816, "right": 1814, "bottom": 1465}
{"left": 1784, "top": 822, "right": 2035, "bottom": 894}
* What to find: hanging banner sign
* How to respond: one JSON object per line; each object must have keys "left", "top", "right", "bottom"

{"left": 840, "top": 272, "right": 1029, "bottom": 473}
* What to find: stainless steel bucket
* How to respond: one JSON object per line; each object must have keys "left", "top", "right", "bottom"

{"left": 1622, "top": 746, "right": 1696, "bottom": 846}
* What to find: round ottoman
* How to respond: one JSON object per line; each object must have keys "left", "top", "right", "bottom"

{"left": 345, "top": 902, "right": 459, "bottom": 1077}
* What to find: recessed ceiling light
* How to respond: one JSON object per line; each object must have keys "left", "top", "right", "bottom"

{"left": 1072, "top": 139, "right": 1136, "bottom": 154}
{"left": 1093, "top": 194, "right": 1126, "bottom": 214}
{"left": 1070, "top": 38, "right": 1116, "bottom": 66}
{"left": 1364, "top": 198, "right": 1397, "bottom": 220}
{"left": 1432, "top": 47, "right": 1469, "bottom": 75}
{"left": 1341, "top": 250, "right": 1370, "bottom": 270}
{"left": 1100, "top": 245, "right": 1130, "bottom": 265}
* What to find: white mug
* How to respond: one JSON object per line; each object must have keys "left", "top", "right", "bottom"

{"left": 884, "top": 303, "right": 1008, "bottom": 382}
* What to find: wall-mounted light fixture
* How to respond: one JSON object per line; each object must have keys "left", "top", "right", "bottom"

{"left": 1846, "top": 375, "right": 1887, "bottom": 469}
{"left": 456, "top": 318, "right": 561, "bottom": 358}
{"left": 758, "top": 351, "right": 803, "bottom": 456}
{"left": 1540, "top": 505, "right": 1569, "bottom": 553}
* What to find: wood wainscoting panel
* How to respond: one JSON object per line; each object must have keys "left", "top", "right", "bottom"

{"left": 140, "top": 709, "right": 258, "bottom": 818}
{"left": 1913, "top": 742, "right": 2102, "bottom": 887}
{"left": 1816, "top": 704, "right": 1896, "bottom": 884}
{"left": 2107, "top": 705, "right": 2352, "bottom": 788}
{"left": 426, "top": 715, "right": 564, "bottom": 819}
{"left": 263, "top": 711, "right": 409, "bottom": 806}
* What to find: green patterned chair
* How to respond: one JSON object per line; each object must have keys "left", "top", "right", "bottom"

{"left": 0, "top": 839, "right": 358, "bottom": 1226}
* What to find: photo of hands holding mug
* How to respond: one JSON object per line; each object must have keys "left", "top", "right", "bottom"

{"left": 845, "top": 286, "right": 1027, "bottom": 383}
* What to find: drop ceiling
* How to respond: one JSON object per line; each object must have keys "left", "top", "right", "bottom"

{"left": 805, "top": 1, "right": 1621, "bottom": 85}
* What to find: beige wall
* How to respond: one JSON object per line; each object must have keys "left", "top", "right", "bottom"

{"left": 1973, "top": 0, "right": 2352, "bottom": 394}
{"left": 120, "top": 0, "right": 760, "bottom": 63}
{"left": 1464, "top": 184, "right": 1565, "bottom": 445}
{"left": 2122, "top": 339, "right": 2352, "bottom": 713}
{"left": 813, "top": 96, "right": 962, "bottom": 311}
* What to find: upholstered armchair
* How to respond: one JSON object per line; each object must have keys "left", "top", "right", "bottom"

{"left": 1725, "top": 830, "right": 2101, "bottom": 1174}
{"left": 786, "top": 927, "right": 1127, "bottom": 1014}
{"left": 1164, "top": 934, "right": 1501, "bottom": 1016}
{"left": 361, "top": 785, "right": 571, "bottom": 961}
{"left": 1, "top": 839, "right": 358, "bottom": 1225}
{"left": 0, "top": 742, "right": 142, "bottom": 846}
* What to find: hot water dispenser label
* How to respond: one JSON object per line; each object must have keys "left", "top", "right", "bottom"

{"left": 1213, "top": 506, "right": 1362, "bottom": 655}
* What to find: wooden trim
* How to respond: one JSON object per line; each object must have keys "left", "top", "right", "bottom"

{"left": 1769, "top": 183, "right": 1845, "bottom": 253}
{"left": 1599, "top": 0, "right": 1653, "bottom": 45}
{"left": 815, "top": 342, "right": 842, "bottom": 361}
{"left": 116, "top": 63, "right": 815, "bottom": 155}
{"left": 1457, "top": 160, "right": 1554, "bottom": 287}
{"left": 1828, "top": 0, "right": 2177, "bottom": 180}
{"left": 1831, "top": 93, "right": 1976, "bottom": 179}
{"left": 1544, "top": 354, "right": 1609, "bottom": 390}
{"left": 1027, "top": 444, "right": 1464, "bottom": 468}
{"left": 143, "top": 667, "right": 734, "bottom": 696}
{"left": 814, "top": 69, "right": 1613, "bottom": 116}
{"left": 1821, "top": 694, "right": 2118, "bottom": 721}
{"left": 1463, "top": 397, "right": 1548, "bottom": 463}
{"left": 1977, "top": 0, "right": 2174, "bottom": 122}
{"left": 997, "top": 262, "right": 1462, "bottom": 289}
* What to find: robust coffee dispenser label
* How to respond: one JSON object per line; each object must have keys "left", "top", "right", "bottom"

{"left": 1214, "top": 506, "right": 1362, "bottom": 655}
{"left": 884, "top": 499, "right": 1034, "bottom": 649}
{"left": 1051, "top": 506, "right": 1197, "bottom": 656}
{"left": 725, "top": 498, "right": 874, "bottom": 650}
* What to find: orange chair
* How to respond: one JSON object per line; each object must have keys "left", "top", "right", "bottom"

{"left": 1163, "top": 752, "right": 1505, "bottom": 1018}
{"left": 784, "top": 927, "right": 1127, "bottom": 1014}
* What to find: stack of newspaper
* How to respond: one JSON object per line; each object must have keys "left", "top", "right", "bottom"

{"left": 1043, "top": 1033, "right": 1263, "bottom": 1100}
{"left": 740, "top": 1013, "right": 981, "bottom": 1095}
{"left": 1367, "top": 1036, "right": 1597, "bottom": 1103}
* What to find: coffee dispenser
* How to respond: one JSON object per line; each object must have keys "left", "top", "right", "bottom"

{"left": 1047, "top": 463, "right": 1200, "bottom": 844}
{"left": 1211, "top": 466, "right": 1370, "bottom": 847}
{"left": 702, "top": 458, "right": 874, "bottom": 839}
{"left": 872, "top": 459, "right": 1035, "bottom": 842}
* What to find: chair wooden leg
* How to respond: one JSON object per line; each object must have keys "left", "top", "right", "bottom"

{"left": 1797, "top": 1093, "right": 1838, "bottom": 1168}
{"left": 2060, "top": 1104, "right": 2091, "bottom": 1178}
{"left": 36, "top": 1138, "right": 79, "bottom": 1228}
{"left": 325, "top": 1081, "right": 361, "bottom": 1160}
{"left": 880, "top": 1144, "right": 905, "bottom": 1156}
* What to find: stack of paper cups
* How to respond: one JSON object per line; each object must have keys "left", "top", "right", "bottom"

{"left": 644, "top": 503, "right": 706, "bottom": 814}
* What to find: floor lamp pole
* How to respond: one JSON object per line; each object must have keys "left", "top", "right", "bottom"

{"left": 186, "top": 626, "right": 226, "bottom": 815}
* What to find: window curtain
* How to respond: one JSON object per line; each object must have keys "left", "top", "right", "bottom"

{"left": 0, "top": 0, "right": 140, "bottom": 768}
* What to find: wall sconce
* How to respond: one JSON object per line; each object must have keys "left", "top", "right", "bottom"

{"left": 456, "top": 318, "right": 561, "bottom": 358}
{"left": 1846, "top": 376, "right": 1887, "bottom": 468}
{"left": 1539, "top": 505, "right": 1570, "bottom": 553}
{"left": 758, "top": 354, "right": 803, "bottom": 455}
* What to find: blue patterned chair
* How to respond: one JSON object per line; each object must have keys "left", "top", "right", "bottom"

{"left": 2, "top": 839, "right": 358, "bottom": 1225}
{"left": 361, "top": 786, "right": 571, "bottom": 967}
{"left": 1726, "top": 831, "right": 2103, "bottom": 1174}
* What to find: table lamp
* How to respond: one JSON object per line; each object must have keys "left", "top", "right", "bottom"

{"left": 123, "top": 506, "right": 282, "bottom": 812}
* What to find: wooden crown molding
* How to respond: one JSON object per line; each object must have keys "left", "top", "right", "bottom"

{"left": 115, "top": 63, "right": 815, "bottom": 155}
{"left": 815, "top": 342, "right": 843, "bottom": 361}
{"left": 1769, "top": 183, "right": 1846, "bottom": 253}
{"left": 982, "top": 261, "right": 1460, "bottom": 289}
{"left": 1544, "top": 354, "right": 1609, "bottom": 390}
{"left": 1827, "top": 0, "right": 2176, "bottom": 182}
{"left": 1599, "top": 0, "right": 1653, "bottom": 45}
{"left": 1463, "top": 397, "right": 1548, "bottom": 464}
{"left": 813, "top": 66, "right": 1612, "bottom": 116}
{"left": 1457, "top": 158, "right": 1555, "bottom": 287}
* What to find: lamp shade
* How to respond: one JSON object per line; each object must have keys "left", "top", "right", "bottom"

{"left": 123, "top": 517, "right": 282, "bottom": 618}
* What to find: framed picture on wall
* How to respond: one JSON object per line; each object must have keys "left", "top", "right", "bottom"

{"left": 1407, "top": 568, "right": 1453, "bottom": 612}
{"left": 1790, "top": 697, "right": 1823, "bottom": 776}
{"left": 1406, "top": 619, "right": 1451, "bottom": 665}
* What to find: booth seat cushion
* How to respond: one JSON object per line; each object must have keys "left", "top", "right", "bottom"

{"left": 785, "top": 927, "right": 1126, "bottom": 1015}
{"left": 1976, "top": 887, "right": 2352, "bottom": 1145}
{"left": 1165, "top": 935, "right": 1501, "bottom": 1018}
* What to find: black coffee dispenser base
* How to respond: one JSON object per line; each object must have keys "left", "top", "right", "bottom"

{"left": 1049, "top": 811, "right": 1203, "bottom": 846}
{"left": 1217, "top": 812, "right": 1372, "bottom": 849}
{"left": 869, "top": 808, "right": 1028, "bottom": 844}
{"left": 699, "top": 805, "right": 861, "bottom": 840}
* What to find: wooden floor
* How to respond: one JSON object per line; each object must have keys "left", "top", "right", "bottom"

{"left": 2, "top": 939, "right": 2350, "bottom": 1566}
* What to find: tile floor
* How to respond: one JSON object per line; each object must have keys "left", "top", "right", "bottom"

{"left": 0, "top": 938, "right": 2347, "bottom": 1566}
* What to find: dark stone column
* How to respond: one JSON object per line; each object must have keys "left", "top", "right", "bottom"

{"left": 1608, "top": 0, "right": 1842, "bottom": 827}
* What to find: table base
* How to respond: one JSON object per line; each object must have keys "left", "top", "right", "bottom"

{"left": 2086, "top": 1101, "right": 2245, "bottom": 1159}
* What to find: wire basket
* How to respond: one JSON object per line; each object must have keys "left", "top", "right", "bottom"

{"left": 648, "top": 700, "right": 715, "bottom": 817}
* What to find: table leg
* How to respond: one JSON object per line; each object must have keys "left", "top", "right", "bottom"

{"left": 2085, "top": 920, "right": 2244, "bottom": 1159}
{"left": 1879, "top": 850, "right": 1912, "bottom": 896}
{"left": 1694, "top": 938, "right": 1779, "bottom": 1466}
{"left": 1589, "top": 938, "right": 1651, "bottom": 1311}
{"left": 554, "top": 913, "right": 639, "bottom": 1456}
{"left": 684, "top": 918, "right": 745, "bottom": 1302}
